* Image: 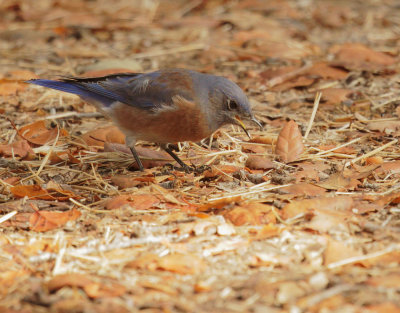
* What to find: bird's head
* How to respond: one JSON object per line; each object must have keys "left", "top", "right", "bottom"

{"left": 208, "top": 76, "right": 262, "bottom": 138}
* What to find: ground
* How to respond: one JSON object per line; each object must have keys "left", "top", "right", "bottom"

{"left": 1, "top": 0, "right": 400, "bottom": 312}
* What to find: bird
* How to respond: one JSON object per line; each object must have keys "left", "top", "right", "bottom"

{"left": 27, "top": 68, "right": 262, "bottom": 172}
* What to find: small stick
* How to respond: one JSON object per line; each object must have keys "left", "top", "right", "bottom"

{"left": 327, "top": 244, "right": 400, "bottom": 269}
{"left": 304, "top": 91, "right": 322, "bottom": 139}
{"left": 45, "top": 112, "right": 103, "bottom": 120}
{"left": 267, "top": 62, "right": 312, "bottom": 88}
{"left": 36, "top": 125, "right": 60, "bottom": 177}
{"left": 209, "top": 184, "right": 292, "bottom": 201}
{"left": 0, "top": 211, "right": 17, "bottom": 224}
{"left": 345, "top": 139, "right": 398, "bottom": 167}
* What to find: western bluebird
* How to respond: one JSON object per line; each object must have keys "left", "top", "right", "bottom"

{"left": 27, "top": 69, "right": 262, "bottom": 172}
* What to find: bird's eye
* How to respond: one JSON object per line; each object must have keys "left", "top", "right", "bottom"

{"left": 227, "top": 99, "right": 238, "bottom": 111}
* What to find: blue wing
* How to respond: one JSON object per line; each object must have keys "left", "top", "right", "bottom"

{"left": 27, "top": 70, "right": 195, "bottom": 110}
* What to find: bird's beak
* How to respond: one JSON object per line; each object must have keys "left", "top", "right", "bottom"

{"left": 251, "top": 116, "right": 263, "bottom": 130}
{"left": 233, "top": 115, "right": 251, "bottom": 139}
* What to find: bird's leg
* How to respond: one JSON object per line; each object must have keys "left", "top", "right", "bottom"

{"left": 161, "top": 144, "right": 191, "bottom": 173}
{"left": 129, "top": 146, "right": 144, "bottom": 171}
{"left": 126, "top": 136, "right": 144, "bottom": 171}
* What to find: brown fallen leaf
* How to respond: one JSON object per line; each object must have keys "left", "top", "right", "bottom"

{"left": 249, "top": 135, "right": 277, "bottom": 145}
{"left": 10, "top": 182, "right": 78, "bottom": 201}
{"left": 365, "top": 156, "right": 383, "bottom": 165}
{"left": 2, "top": 69, "right": 38, "bottom": 81}
{"left": 224, "top": 202, "right": 276, "bottom": 226}
{"left": 318, "top": 144, "right": 356, "bottom": 155}
{"left": 375, "top": 161, "right": 400, "bottom": 174}
{"left": 104, "top": 194, "right": 162, "bottom": 210}
{"left": 367, "top": 120, "right": 400, "bottom": 134}
{"left": 81, "top": 126, "right": 125, "bottom": 147}
{"left": 47, "top": 273, "right": 125, "bottom": 298}
{"left": 198, "top": 195, "right": 242, "bottom": 211}
{"left": 282, "top": 196, "right": 354, "bottom": 219}
{"left": 30, "top": 208, "right": 81, "bottom": 232}
{"left": 202, "top": 165, "right": 241, "bottom": 178}
{"left": 18, "top": 120, "right": 68, "bottom": 146}
{"left": 304, "top": 207, "right": 352, "bottom": 233}
{"left": 319, "top": 88, "right": 355, "bottom": 106}
{"left": 104, "top": 143, "right": 173, "bottom": 169}
{"left": 331, "top": 43, "right": 396, "bottom": 71}
{"left": 356, "top": 251, "right": 400, "bottom": 268}
{"left": 364, "top": 303, "right": 400, "bottom": 313}
{"left": 0, "top": 81, "right": 25, "bottom": 96}
{"left": 245, "top": 155, "right": 276, "bottom": 170}
{"left": 261, "top": 66, "right": 316, "bottom": 91}
{"left": 306, "top": 62, "right": 348, "bottom": 80}
{"left": 280, "top": 183, "right": 326, "bottom": 196}
{"left": 324, "top": 238, "right": 363, "bottom": 266}
{"left": 111, "top": 175, "right": 155, "bottom": 189}
{"left": 47, "top": 273, "right": 93, "bottom": 292}
{"left": 248, "top": 223, "right": 283, "bottom": 240}
{"left": 367, "top": 273, "right": 400, "bottom": 288}
{"left": 157, "top": 253, "right": 206, "bottom": 275}
{"left": 312, "top": 3, "right": 351, "bottom": 28}
{"left": 317, "top": 172, "right": 360, "bottom": 191}
{"left": 275, "top": 120, "right": 304, "bottom": 163}
{"left": 126, "top": 253, "right": 205, "bottom": 275}
{"left": 0, "top": 139, "right": 34, "bottom": 159}
{"left": 241, "top": 143, "right": 268, "bottom": 154}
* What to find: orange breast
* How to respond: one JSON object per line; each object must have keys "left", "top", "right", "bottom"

{"left": 108, "top": 96, "right": 212, "bottom": 144}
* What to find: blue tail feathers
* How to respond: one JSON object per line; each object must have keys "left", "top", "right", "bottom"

{"left": 27, "top": 79, "right": 86, "bottom": 96}
{"left": 27, "top": 79, "right": 117, "bottom": 106}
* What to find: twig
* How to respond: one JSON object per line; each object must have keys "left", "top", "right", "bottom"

{"left": 36, "top": 125, "right": 60, "bottom": 177}
{"left": 45, "top": 112, "right": 103, "bottom": 120}
{"left": 345, "top": 139, "right": 398, "bottom": 167}
{"left": 327, "top": 244, "right": 400, "bottom": 269}
{"left": 0, "top": 211, "right": 17, "bottom": 224}
{"left": 267, "top": 62, "right": 312, "bottom": 88}
{"left": 209, "top": 184, "right": 293, "bottom": 201}
{"left": 304, "top": 91, "right": 322, "bottom": 139}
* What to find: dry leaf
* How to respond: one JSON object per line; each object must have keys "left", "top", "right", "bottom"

{"left": 202, "top": 165, "right": 241, "bottom": 178}
{"left": 104, "top": 194, "right": 162, "bottom": 210}
{"left": 30, "top": 208, "right": 81, "bottom": 232}
{"left": 81, "top": 126, "right": 125, "bottom": 147}
{"left": 111, "top": 175, "right": 155, "bottom": 189}
{"left": 126, "top": 253, "right": 205, "bottom": 275}
{"left": 275, "top": 120, "right": 304, "bottom": 163}
{"left": 245, "top": 155, "right": 276, "bottom": 170}
{"left": 317, "top": 172, "right": 360, "bottom": 191}
{"left": 306, "top": 62, "right": 348, "bottom": 80}
{"left": 157, "top": 253, "right": 206, "bottom": 275}
{"left": 47, "top": 273, "right": 125, "bottom": 298}
{"left": 319, "top": 88, "right": 355, "bottom": 106}
{"left": 0, "top": 140, "right": 34, "bottom": 159}
{"left": 280, "top": 183, "right": 326, "bottom": 196}
{"left": 324, "top": 238, "right": 363, "bottom": 266}
{"left": 367, "top": 120, "right": 400, "bottom": 134}
{"left": 364, "top": 303, "right": 400, "bottom": 313}
{"left": 18, "top": 120, "right": 68, "bottom": 146}
{"left": 0, "top": 81, "right": 25, "bottom": 95}
{"left": 11, "top": 183, "right": 78, "bottom": 201}
{"left": 367, "top": 274, "right": 400, "bottom": 288}
{"left": 248, "top": 223, "right": 283, "bottom": 240}
{"left": 224, "top": 202, "right": 276, "bottom": 226}
{"left": 356, "top": 251, "right": 400, "bottom": 268}
{"left": 331, "top": 43, "right": 396, "bottom": 71}
{"left": 282, "top": 196, "right": 354, "bottom": 219}
{"left": 198, "top": 195, "right": 242, "bottom": 211}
